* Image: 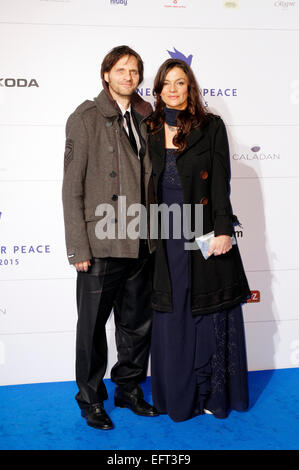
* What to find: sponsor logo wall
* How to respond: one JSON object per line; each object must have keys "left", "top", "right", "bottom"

{"left": 0, "top": 0, "right": 299, "bottom": 385}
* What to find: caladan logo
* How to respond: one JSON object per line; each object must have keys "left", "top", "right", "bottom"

{"left": 164, "top": 0, "right": 187, "bottom": 8}
{"left": 0, "top": 78, "right": 39, "bottom": 88}
{"left": 233, "top": 145, "right": 280, "bottom": 161}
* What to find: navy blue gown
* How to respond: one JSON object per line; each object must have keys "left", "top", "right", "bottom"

{"left": 151, "top": 149, "right": 249, "bottom": 422}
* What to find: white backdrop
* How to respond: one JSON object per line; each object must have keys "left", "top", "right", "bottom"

{"left": 1, "top": 0, "right": 299, "bottom": 385}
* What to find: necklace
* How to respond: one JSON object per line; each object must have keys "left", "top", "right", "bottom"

{"left": 167, "top": 124, "right": 177, "bottom": 132}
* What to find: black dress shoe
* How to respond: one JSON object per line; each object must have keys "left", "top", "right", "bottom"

{"left": 114, "top": 386, "right": 159, "bottom": 417}
{"left": 81, "top": 403, "right": 113, "bottom": 430}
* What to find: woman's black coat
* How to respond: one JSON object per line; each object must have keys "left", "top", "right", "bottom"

{"left": 149, "top": 114, "right": 251, "bottom": 315}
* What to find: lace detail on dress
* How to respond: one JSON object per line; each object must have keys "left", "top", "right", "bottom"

{"left": 210, "top": 310, "right": 238, "bottom": 394}
{"left": 161, "top": 149, "right": 181, "bottom": 189}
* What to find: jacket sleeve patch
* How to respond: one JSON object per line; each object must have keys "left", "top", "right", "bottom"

{"left": 64, "top": 138, "right": 74, "bottom": 172}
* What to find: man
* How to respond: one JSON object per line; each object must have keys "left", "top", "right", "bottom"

{"left": 62, "top": 45, "right": 158, "bottom": 430}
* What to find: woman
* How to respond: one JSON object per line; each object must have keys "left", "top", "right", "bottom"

{"left": 147, "top": 59, "right": 251, "bottom": 422}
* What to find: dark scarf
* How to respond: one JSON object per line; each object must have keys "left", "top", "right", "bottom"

{"left": 164, "top": 107, "right": 180, "bottom": 127}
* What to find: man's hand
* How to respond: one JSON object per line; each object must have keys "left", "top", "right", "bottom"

{"left": 208, "top": 235, "right": 232, "bottom": 257}
{"left": 75, "top": 260, "right": 91, "bottom": 272}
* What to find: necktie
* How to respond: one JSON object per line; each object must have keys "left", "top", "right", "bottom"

{"left": 124, "top": 111, "right": 138, "bottom": 155}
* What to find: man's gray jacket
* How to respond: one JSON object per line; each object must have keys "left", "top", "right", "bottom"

{"left": 62, "top": 87, "right": 156, "bottom": 265}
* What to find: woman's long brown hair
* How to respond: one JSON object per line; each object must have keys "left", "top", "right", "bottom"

{"left": 147, "top": 59, "right": 211, "bottom": 151}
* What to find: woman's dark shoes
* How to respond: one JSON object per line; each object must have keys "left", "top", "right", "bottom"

{"left": 114, "top": 385, "right": 159, "bottom": 417}
{"left": 81, "top": 403, "right": 113, "bottom": 430}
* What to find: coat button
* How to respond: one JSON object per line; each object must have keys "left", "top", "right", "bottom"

{"left": 106, "top": 120, "right": 113, "bottom": 128}
{"left": 110, "top": 171, "right": 117, "bottom": 177}
{"left": 200, "top": 170, "right": 208, "bottom": 180}
{"left": 111, "top": 218, "right": 117, "bottom": 223}
{"left": 108, "top": 146, "right": 114, "bottom": 153}
{"left": 200, "top": 196, "right": 209, "bottom": 205}
{"left": 112, "top": 194, "right": 118, "bottom": 201}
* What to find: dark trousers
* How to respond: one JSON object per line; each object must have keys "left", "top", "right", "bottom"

{"left": 75, "top": 242, "right": 153, "bottom": 409}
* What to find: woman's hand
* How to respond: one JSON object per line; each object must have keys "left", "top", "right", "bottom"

{"left": 208, "top": 235, "right": 232, "bottom": 257}
{"left": 75, "top": 260, "right": 91, "bottom": 272}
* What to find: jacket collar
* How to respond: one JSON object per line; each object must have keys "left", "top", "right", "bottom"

{"left": 94, "top": 80, "right": 152, "bottom": 119}
{"left": 150, "top": 123, "right": 206, "bottom": 163}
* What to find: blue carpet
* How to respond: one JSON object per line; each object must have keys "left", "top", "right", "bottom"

{"left": 0, "top": 368, "right": 298, "bottom": 450}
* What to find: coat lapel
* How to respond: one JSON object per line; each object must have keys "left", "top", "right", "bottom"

{"left": 151, "top": 126, "right": 205, "bottom": 163}
{"left": 149, "top": 126, "right": 166, "bottom": 175}
{"left": 176, "top": 126, "right": 206, "bottom": 161}
{"left": 150, "top": 124, "right": 208, "bottom": 175}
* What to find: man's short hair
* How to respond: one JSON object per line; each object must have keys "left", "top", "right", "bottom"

{"left": 101, "top": 45, "right": 144, "bottom": 85}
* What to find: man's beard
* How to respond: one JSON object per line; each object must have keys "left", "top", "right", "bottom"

{"left": 110, "top": 83, "right": 137, "bottom": 98}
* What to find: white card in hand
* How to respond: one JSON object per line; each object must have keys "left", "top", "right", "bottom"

{"left": 195, "top": 231, "right": 236, "bottom": 260}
